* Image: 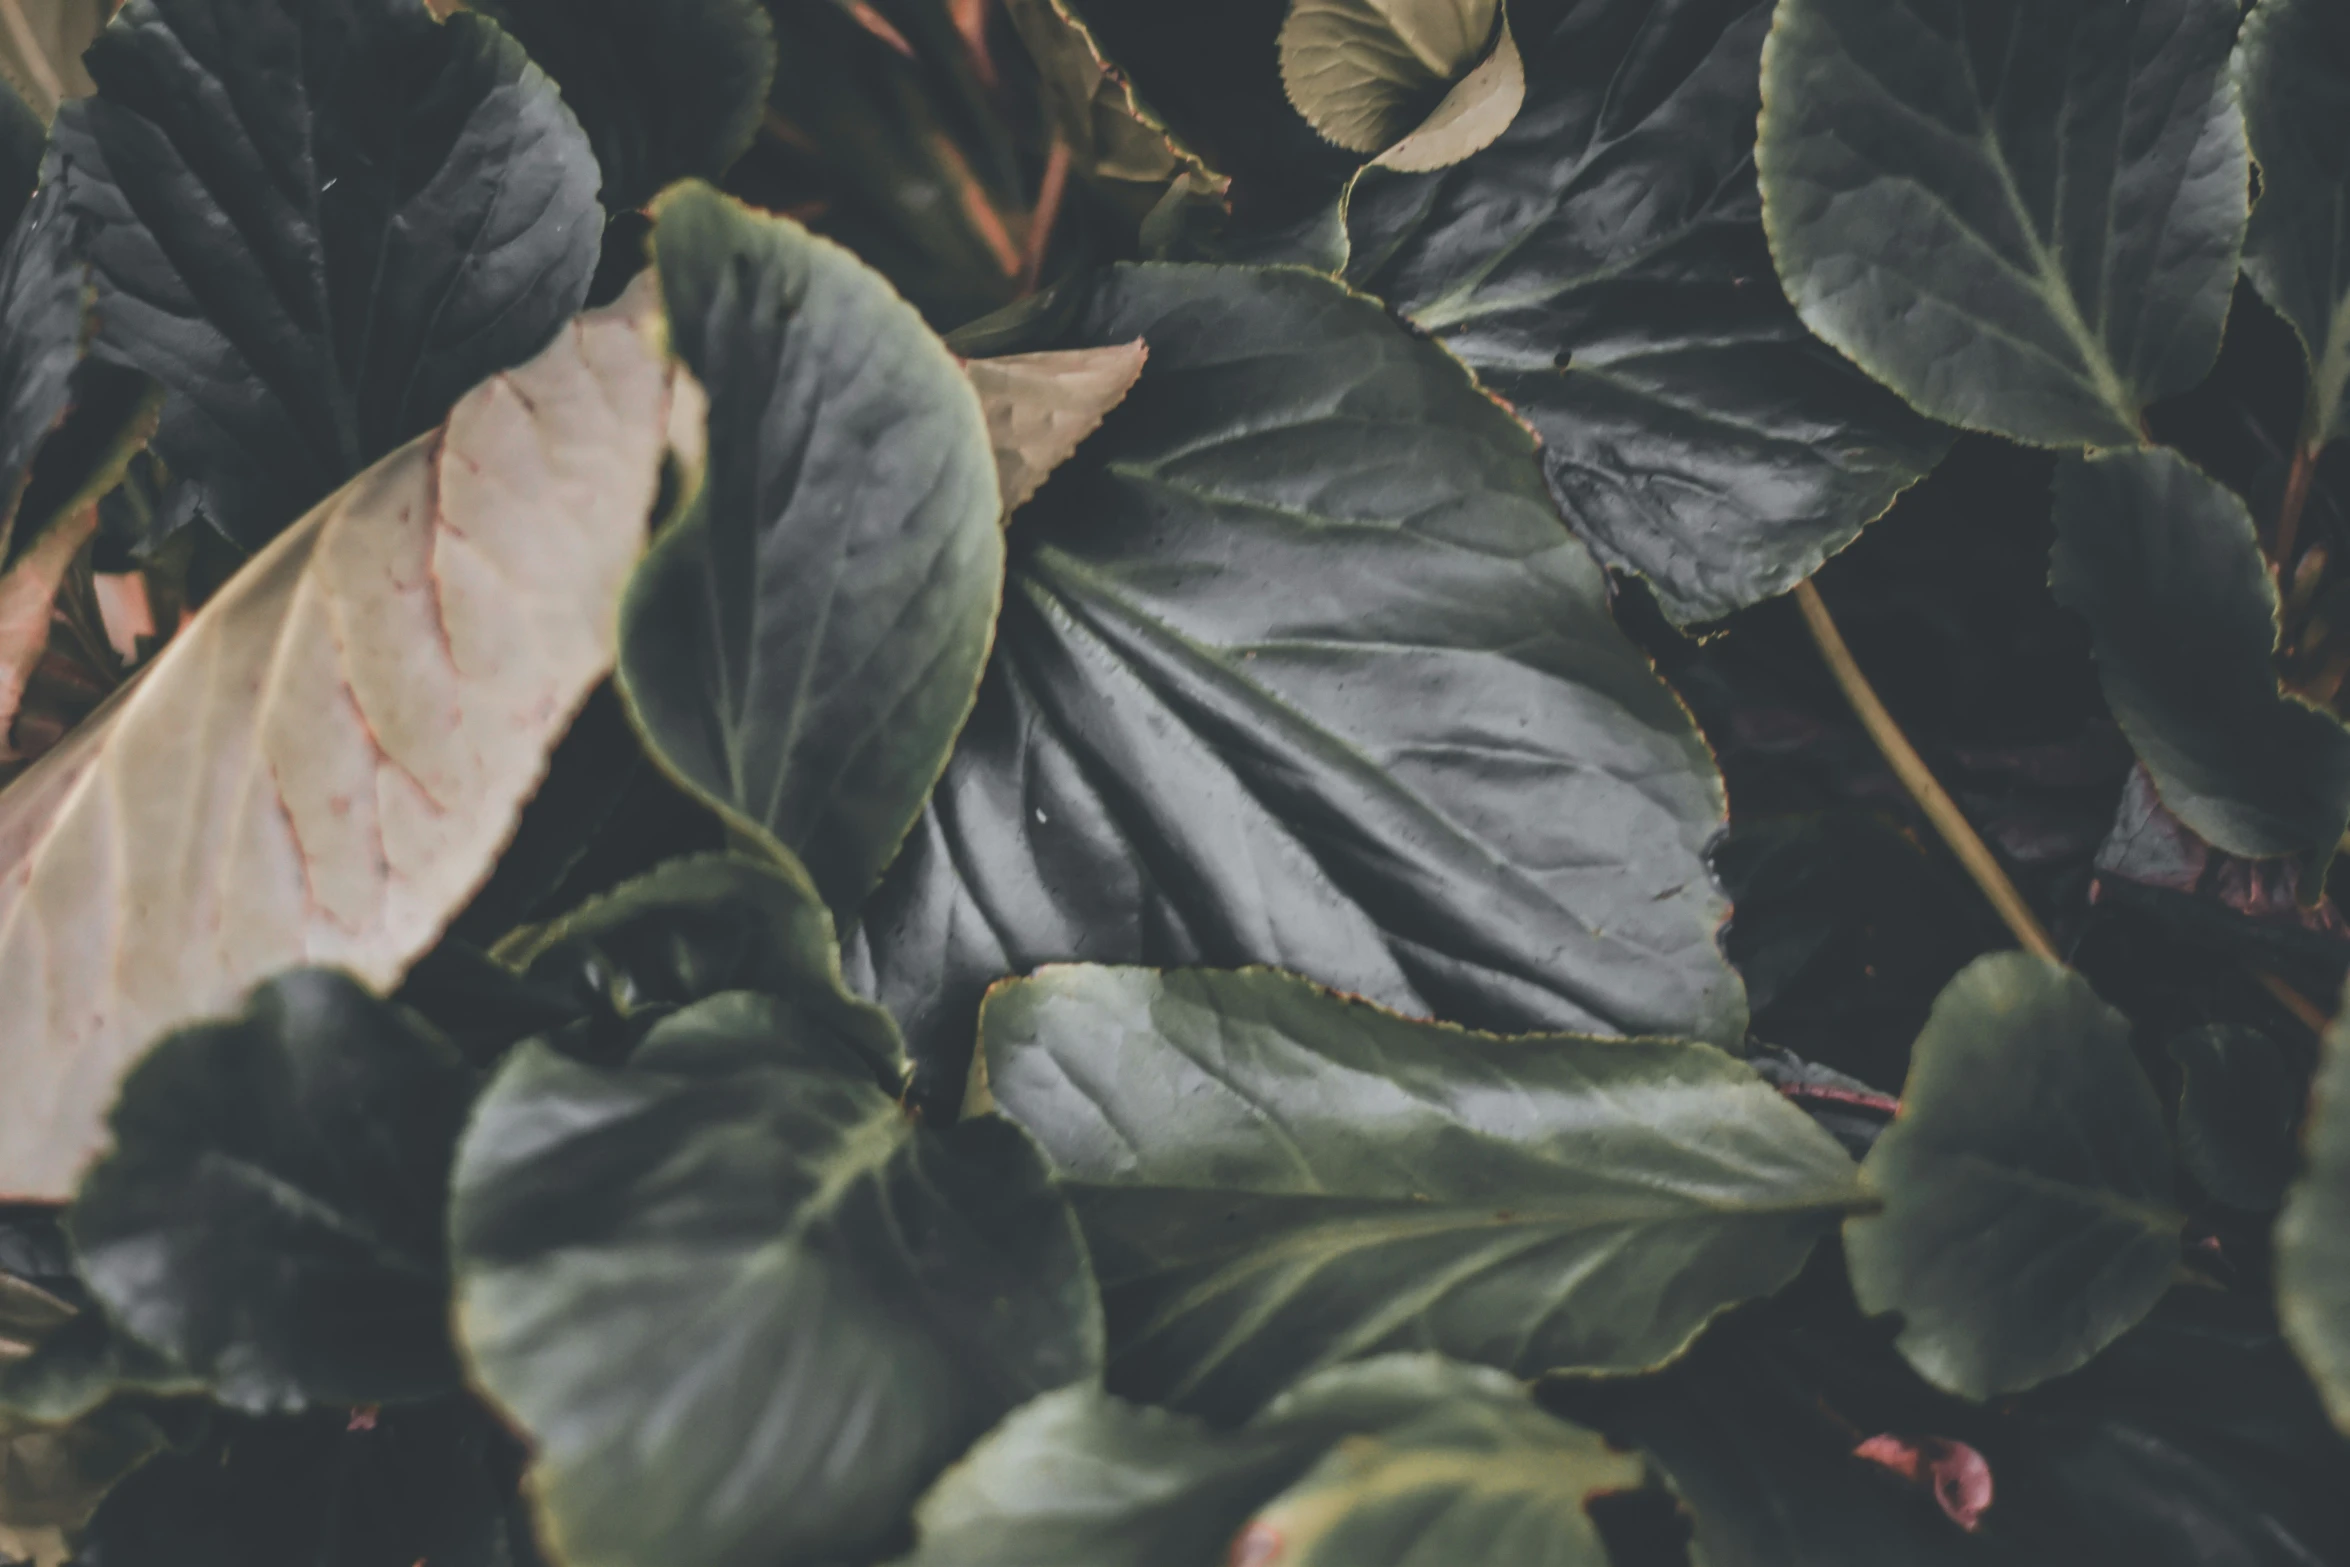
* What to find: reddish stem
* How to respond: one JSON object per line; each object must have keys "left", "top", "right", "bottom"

{"left": 1020, "top": 137, "right": 1072, "bottom": 294}
{"left": 1775, "top": 1081, "right": 1901, "bottom": 1116}
{"left": 2277, "top": 441, "right": 2319, "bottom": 577}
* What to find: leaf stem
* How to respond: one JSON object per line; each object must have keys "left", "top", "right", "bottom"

{"left": 2256, "top": 970, "right": 2331, "bottom": 1036}
{"left": 2276, "top": 439, "right": 2320, "bottom": 576}
{"left": 1793, "top": 580, "right": 2059, "bottom": 964}
{"left": 1019, "top": 136, "right": 1071, "bottom": 294}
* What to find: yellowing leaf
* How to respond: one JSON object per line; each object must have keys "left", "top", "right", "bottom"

{"left": 965, "top": 339, "right": 1148, "bottom": 514}
{"left": 0, "top": 507, "right": 95, "bottom": 756}
{"left": 1375, "top": 14, "right": 1520, "bottom": 173}
{"left": 1279, "top": 0, "right": 1516, "bottom": 164}
{"left": 0, "top": 280, "right": 679, "bottom": 1202}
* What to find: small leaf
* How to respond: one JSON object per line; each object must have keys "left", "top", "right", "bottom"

{"left": 1344, "top": 0, "right": 1952, "bottom": 622}
{"left": 2236, "top": 0, "right": 2350, "bottom": 446}
{"left": 450, "top": 991, "right": 1101, "bottom": 1567}
{"left": 906, "top": 1356, "right": 1641, "bottom": 1567}
{"left": 1757, "top": 0, "right": 2248, "bottom": 447}
{"left": 1373, "top": 14, "right": 1521, "bottom": 174}
{"left": 965, "top": 339, "right": 1147, "bottom": 514}
{"left": 1002, "top": 0, "right": 1191, "bottom": 190}
{"left": 0, "top": 1307, "right": 201, "bottom": 1427}
{"left": 51, "top": 0, "right": 605, "bottom": 546}
{"left": 2168, "top": 1024, "right": 2299, "bottom": 1212}
{"left": 1279, "top": 0, "right": 1513, "bottom": 165}
{"left": 0, "top": 77, "right": 41, "bottom": 235}
{"left": 0, "top": 281, "right": 677, "bottom": 1202}
{"left": 619, "top": 183, "right": 1002, "bottom": 925}
{"left": 2049, "top": 446, "right": 2350, "bottom": 860}
{"left": 467, "top": 0, "right": 777, "bottom": 213}
{"left": 979, "top": 965, "right": 1861, "bottom": 1420}
{"left": 0, "top": 1401, "right": 165, "bottom": 1537}
{"left": 66, "top": 971, "right": 474, "bottom": 1413}
{"left": 1845, "top": 953, "right": 2180, "bottom": 1400}
{"left": 2278, "top": 979, "right": 2350, "bottom": 1432}
{"left": 852, "top": 262, "right": 1748, "bottom": 1110}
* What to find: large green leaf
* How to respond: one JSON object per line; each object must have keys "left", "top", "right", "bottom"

{"left": 68, "top": 970, "right": 475, "bottom": 1413}
{"left": 2278, "top": 979, "right": 2350, "bottom": 1432}
{"left": 50, "top": 0, "right": 604, "bottom": 547}
{"left": 619, "top": 183, "right": 1001, "bottom": 926}
{"left": 1845, "top": 953, "right": 2181, "bottom": 1400}
{"left": 851, "top": 262, "right": 1747, "bottom": 1110}
{"left": 1342, "top": 0, "right": 1951, "bottom": 624}
{"left": 2049, "top": 446, "right": 2350, "bottom": 860}
{"left": 2236, "top": 0, "right": 2350, "bottom": 447}
{"left": 979, "top": 965, "right": 1860, "bottom": 1420}
{"left": 1757, "top": 0, "right": 2248, "bottom": 448}
{"left": 467, "top": 0, "right": 775, "bottom": 214}
{"left": 905, "top": 1355, "right": 1643, "bottom": 1567}
{"left": 450, "top": 991, "right": 1100, "bottom": 1567}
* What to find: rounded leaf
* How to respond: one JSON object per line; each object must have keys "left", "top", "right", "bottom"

{"left": 1279, "top": 0, "right": 1516, "bottom": 167}
{"left": 2279, "top": 983, "right": 2350, "bottom": 1433}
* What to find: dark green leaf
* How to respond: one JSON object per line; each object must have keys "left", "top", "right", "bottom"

{"left": 905, "top": 1355, "right": 1643, "bottom": 1567}
{"left": 68, "top": 970, "right": 476, "bottom": 1414}
{"left": 1343, "top": 0, "right": 1952, "bottom": 623}
{"left": 0, "top": 77, "right": 42, "bottom": 237}
{"left": 2167, "top": 1024, "right": 2299, "bottom": 1211}
{"left": 2278, "top": 978, "right": 2350, "bottom": 1432}
{"left": 1757, "top": 0, "right": 2248, "bottom": 448}
{"left": 2236, "top": 0, "right": 2350, "bottom": 446}
{"left": 496, "top": 852, "right": 905, "bottom": 1081}
{"left": 467, "top": 0, "right": 774, "bottom": 213}
{"left": 2050, "top": 446, "right": 2350, "bottom": 859}
{"left": 979, "top": 965, "right": 1859, "bottom": 1420}
{"left": 0, "top": 1305, "right": 201, "bottom": 1426}
{"left": 1845, "top": 953, "right": 2180, "bottom": 1400}
{"left": 50, "top": 0, "right": 604, "bottom": 547}
{"left": 851, "top": 262, "right": 1748, "bottom": 1111}
{"left": 1279, "top": 0, "right": 1520, "bottom": 173}
{"left": 76, "top": 1398, "right": 541, "bottom": 1567}
{"left": 0, "top": 184, "right": 93, "bottom": 564}
{"left": 449, "top": 992, "right": 1100, "bottom": 1567}
{"left": 620, "top": 182, "right": 1001, "bottom": 925}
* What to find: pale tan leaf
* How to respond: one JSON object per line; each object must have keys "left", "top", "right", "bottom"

{"left": 1003, "top": 0, "right": 1191, "bottom": 187}
{"left": 1280, "top": 0, "right": 1500, "bottom": 154}
{"left": 1375, "top": 13, "right": 1521, "bottom": 172}
{"left": 0, "top": 278, "right": 678, "bottom": 1201}
{"left": 0, "top": 504, "right": 92, "bottom": 753}
{"left": 966, "top": 339, "right": 1149, "bottom": 516}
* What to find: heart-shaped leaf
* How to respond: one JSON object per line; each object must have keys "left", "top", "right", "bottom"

{"left": 851, "top": 261, "right": 1748, "bottom": 1110}
{"left": 50, "top": 0, "right": 605, "bottom": 546}
{"left": 466, "top": 0, "right": 776, "bottom": 214}
{"left": 2168, "top": 1024, "right": 2299, "bottom": 1211}
{"left": 69, "top": 970, "right": 476, "bottom": 1413}
{"left": 978, "top": 964, "right": 1861, "bottom": 1420}
{"left": 1758, "top": 0, "right": 2248, "bottom": 448}
{"left": 1845, "top": 953, "right": 2181, "bottom": 1400}
{"left": 2278, "top": 981, "right": 2350, "bottom": 1432}
{"left": 619, "top": 183, "right": 1002, "bottom": 926}
{"left": 1343, "top": 0, "right": 1952, "bottom": 623}
{"left": 2236, "top": 0, "right": 2350, "bottom": 448}
{"left": 0, "top": 280, "right": 676, "bottom": 1202}
{"left": 905, "top": 1355, "right": 1642, "bottom": 1567}
{"left": 2049, "top": 446, "right": 2350, "bottom": 860}
{"left": 1279, "top": 0, "right": 1521, "bottom": 171}
{"left": 450, "top": 991, "right": 1101, "bottom": 1567}
{"left": 966, "top": 340, "right": 1148, "bottom": 514}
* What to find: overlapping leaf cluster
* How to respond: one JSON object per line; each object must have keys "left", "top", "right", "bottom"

{"left": 0, "top": 0, "right": 2348, "bottom": 1564}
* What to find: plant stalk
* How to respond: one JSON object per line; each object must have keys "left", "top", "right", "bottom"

{"left": 2277, "top": 439, "right": 2320, "bottom": 576}
{"left": 1794, "top": 580, "right": 2060, "bottom": 964}
{"left": 2256, "top": 970, "right": 2331, "bottom": 1036}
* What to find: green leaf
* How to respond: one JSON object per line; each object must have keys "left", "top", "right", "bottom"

{"left": 1757, "top": 0, "right": 2248, "bottom": 448}
{"left": 0, "top": 77, "right": 42, "bottom": 237}
{"left": 906, "top": 1355, "right": 1642, "bottom": 1567}
{"left": 68, "top": 970, "right": 476, "bottom": 1414}
{"left": 496, "top": 851, "right": 906, "bottom": 1080}
{"left": 2049, "top": 446, "right": 2350, "bottom": 860}
{"left": 1343, "top": 0, "right": 1951, "bottom": 624}
{"left": 978, "top": 964, "right": 1860, "bottom": 1420}
{"left": 0, "top": 1400, "right": 166, "bottom": 1538}
{"left": 619, "top": 183, "right": 1002, "bottom": 926}
{"left": 0, "top": 1307, "right": 201, "bottom": 1427}
{"left": 450, "top": 992, "right": 1101, "bottom": 1567}
{"left": 2168, "top": 1024, "right": 2299, "bottom": 1211}
{"left": 467, "top": 0, "right": 775, "bottom": 214}
{"left": 852, "top": 261, "right": 1748, "bottom": 1110}
{"left": 2236, "top": 0, "right": 2350, "bottom": 447}
{"left": 51, "top": 0, "right": 605, "bottom": 547}
{"left": 0, "top": 186, "right": 92, "bottom": 566}
{"left": 1279, "top": 0, "right": 1521, "bottom": 172}
{"left": 1845, "top": 953, "right": 2181, "bottom": 1400}
{"left": 2278, "top": 979, "right": 2350, "bottom": 1432}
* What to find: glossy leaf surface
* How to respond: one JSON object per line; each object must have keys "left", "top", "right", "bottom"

{"left": 2050, "top": 447, "right": 2350, "bottom": 860}
{"left": 980, "top": 965, "right": 1859, "bottom": 1419}
{"left": 1758, "top": 0, "right": 2247, "bottom": 448}
{"left": 451, "top": 992, "right": 1100, "bottom": 1567}
{"left": 620, "top": 184, "right": 1002, "bottom": 925}
{"left": 1846, "top": 953, "right": 2180, "bottom": 1400}
{"left": 51, "top": 0, "right": 604, "bottom": 546}
{"left": 852, "top": 261, "right": 1747, "bottom": 1108}
{"left": 1279, "top": 0, "right": 1521, "bottom": 171}
{"left": 1345, "top": 0, "right": 1952, "bottom": 622}
{"left": 70, "top": 971, "right": 474, "bottom": 1412}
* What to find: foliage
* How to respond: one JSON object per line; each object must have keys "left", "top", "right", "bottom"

{"left": 0, "top": 0, "right": 2347, "bottom": 1563}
